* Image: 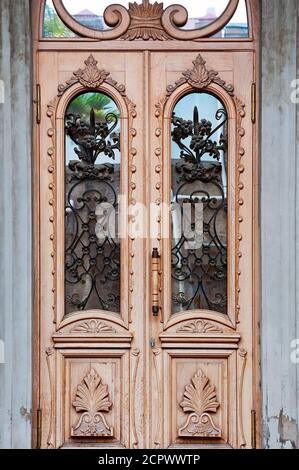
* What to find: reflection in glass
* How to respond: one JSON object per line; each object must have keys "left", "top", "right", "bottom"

{"left": 218, "top": 0, "right": 248, "bottom": 38}
{"left": 64, "top": 92, "right": 121, "bottom": 315}
{"left": 171, "top": 93, "right": 228, "bottom": 314}
{"left": 43, "top": 0, "right": 76, "bottom": 37}
{"left": 43, "top": 0, "right": 248, "bottom": 38}
{"left": 62, "top": 0, "right": 112, "bottom": 30}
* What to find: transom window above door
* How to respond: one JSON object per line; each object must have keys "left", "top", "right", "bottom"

{"left": 42, "top": 0, "right": 249, "bottom": 39}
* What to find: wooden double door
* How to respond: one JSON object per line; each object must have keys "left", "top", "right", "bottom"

{"left": 34, "top": 1, "right": 259, "bottom": 449}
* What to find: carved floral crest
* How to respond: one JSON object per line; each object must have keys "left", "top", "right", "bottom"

{"left": 57, "top": 54, "right": 126, "bottom": 97}
{"left": 166, "top": 54, "right": 234, "bottom": 97}
{"left": 73, "top": 55, "right": 110, "bottom": 88}
{"left": 179, "top": 369, "right": 220, "bottom": 437}
{"left": 122, "top": 0, "right": 171, "bottom": 40}
{"left": 72, "top": 368, "right": 113, "bottom": 437}
{"left": 177, "top": 320, "right": 223, "bottom": 334}
{"left": 71, "top": 320, "right": 116, "bottom": 334}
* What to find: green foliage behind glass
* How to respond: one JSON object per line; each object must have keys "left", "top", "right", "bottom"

{"left": 43, "top": 0, "right": 75, "bottom": 37}
{"left": 66, "top": 93, "right": 120, "bottom": 123}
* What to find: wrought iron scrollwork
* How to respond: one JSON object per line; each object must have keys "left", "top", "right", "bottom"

{"left": 171, "top": 103, "right": 228, "bottom": 314}
{"left": 65, "top": 107, "right": 121, "bottom": 314}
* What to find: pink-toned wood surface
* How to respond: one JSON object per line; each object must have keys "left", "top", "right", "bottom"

{"left": 32, "top": 0, "right": 260, "bottom": 449}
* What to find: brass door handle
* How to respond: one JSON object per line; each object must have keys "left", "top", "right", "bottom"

{"left": 151, "top": 248, "right": 161, "bottom": 316}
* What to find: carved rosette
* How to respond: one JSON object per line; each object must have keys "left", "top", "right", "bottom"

{"left": 72, "top": 368, "right": 113, "bottom": 437}
{"left": 122, "top": 0, "right": 172, "bottom": 40}
{"left": 179, "top": 369, "right": 221, "bottom": 438}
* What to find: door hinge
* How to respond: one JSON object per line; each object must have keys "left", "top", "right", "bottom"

{"left": 251, "top": 409, "right": 257, "bottom": 449}
{"left": 36, "top": 408, "right": 42, "bottom": 449}
{"left": 34, "top": 84, "right": 41, "bottom": 124}
{"left": 251, "top": 82, "right": 256, "bottom": 124}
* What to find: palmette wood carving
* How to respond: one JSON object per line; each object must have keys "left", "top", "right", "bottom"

{"left": 179, "top": 369, "right": 220, "bottom": 438}
{"left": 121, "top": 1, "right": 171, "bottom": 40}
{"left": 57, "top": 55, "right": 126, "bottom": 97}
{"left": 166, "top": 54, "right": 234, "bottom": 97}
{"left": 72, "top": 368, "right": 113, "bottom": 437}
{"left": 177, "top": 320, "right": 223, "bottom": 334}
{"left": 71, "top": 320, "right": 116, "bottom": 334}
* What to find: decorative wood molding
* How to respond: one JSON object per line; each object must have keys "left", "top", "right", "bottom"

{"left": 72, "top": 368, "right": 113, "bottom": 437}
{"left": 166, "top": 54, "right": 234, "bottom": 98}
{"left": 71, "top": 320, "right": 116, "bottom": 334}
{"left": 57, "top": 55, "right": 126, "bottom": 97}
{"left": 45, "top": 347, "right": 55, "bottom": 448}
{"left": 121, "top": 1, "right": 172, "bottom": 41}
{"left": 177, "top": 320, "right": 223, "bottom": 334}
{"left": 152, "top": 348, "right": 162, "bottom": 448}
{"left": 238, "top": 348, "right": 247, "bottom": 448}
{"left": 153, "top": 100, "right": 164, "bottom": 310}
{"left": 46, "top": 100, "right": 58, "bottom": 325}
{"left": 127, "top": 100, "right": 138, "bottom": 323}
{"left": 233, "top": 97, "right": 246, "bottom": 323}
{"left": 179, "top": 369, "right": 221, "bottom": 438}
{"left": 131, "top": 349, "right": 140, "bottom": 448}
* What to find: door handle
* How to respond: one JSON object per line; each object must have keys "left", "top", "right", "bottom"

{"left": 151, "top": 248, "right": 161, "bottom": 316}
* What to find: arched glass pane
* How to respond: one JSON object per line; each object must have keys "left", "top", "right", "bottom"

{"left": 43, "top": 0, "right": 76, "bottom": 37}
{"left": 65, "top": 92, "right": 121, "bottom": 315}
{"left": 61, "top": 0, "right": 118, "bottom": 30}
{"left": 215, "top": 0, "right": 248, "bottom": 38}
{"left": 171, "top": 0, "right": 230, "bottom": 30}
{"left": 43, "top": 0, "right": 248, "bottom": 38}
{"left": 171, "top": 92, "right": 228, "bottom": 314}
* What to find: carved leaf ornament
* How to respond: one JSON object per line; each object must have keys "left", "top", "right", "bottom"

{"left": 179, "top": 369, "right": 220, "bottom": 437}
{"left": 72, "top": 368, "right": 113, "bottom": 437}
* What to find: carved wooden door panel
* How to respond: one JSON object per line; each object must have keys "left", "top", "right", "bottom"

{"left": 33, "top": 0, "right": 259, "bottom": 449}
{"left": 148, "top": 50, "right": 258, "bottom": 448}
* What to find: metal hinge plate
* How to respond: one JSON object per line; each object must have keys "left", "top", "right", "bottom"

{"left": 251, "top": 82, "right": 256, "bottom": 124}
{"left": 34, "top": 84, "right": 41, "bottom": 124}
{"left": 251, "top": 409, "right": 257, "bottom": 448}
{"left": 36, "top": 408, "right": 42, "bottom": 449}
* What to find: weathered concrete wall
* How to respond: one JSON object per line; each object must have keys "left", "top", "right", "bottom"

{"left": 0, "top": 0, "right": 32, "bottom": 448}
{"left": 261, "top": 0, "right": 299, "bottom": 448}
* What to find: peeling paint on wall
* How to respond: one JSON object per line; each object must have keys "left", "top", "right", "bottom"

{"left": 278, "top": 410, "right": 299, "bottom": 449}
